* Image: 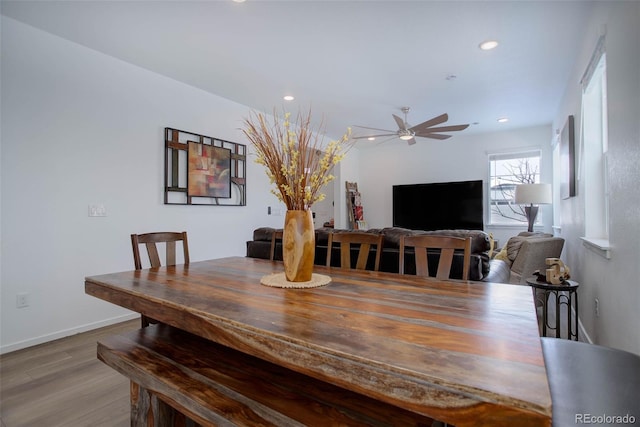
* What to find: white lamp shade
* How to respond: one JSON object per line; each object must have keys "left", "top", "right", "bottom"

{"left": 514, "top": 183, "right": 552, "bottom": 205}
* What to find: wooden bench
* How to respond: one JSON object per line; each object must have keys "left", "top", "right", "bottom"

{"left": 98, "top": 324, "right": 435, "bottom": 427}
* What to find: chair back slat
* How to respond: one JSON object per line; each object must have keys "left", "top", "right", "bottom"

{"left": 339, "top": 241, "right": 352, "bottom": 268}
{"left": 355, "top": 243, "right": 371, "bottom": 270}
{"left": 166, "top": 241, "right": 177, "bottom": 266}
{"left": 269, "top": 230, "right": 284, "bottom": 261}
{"left": 400, "top": 235, "right": 472, "bottom": 280}
{"left": 437, "top": 248, "right": 456, "bottom": 279}
{"left": 145, "top": 242, "right": 162, "bottom": 268}
{"left": 413, "top": 247, "right": 429, "bottom": 277}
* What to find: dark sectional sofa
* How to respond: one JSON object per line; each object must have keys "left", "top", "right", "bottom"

{"left": 246, "top": 227, "right": 510, "bottom": 283}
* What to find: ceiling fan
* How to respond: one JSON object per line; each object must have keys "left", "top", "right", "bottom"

{"left": 353, "top": 107, "right": 470, "bottom": 145}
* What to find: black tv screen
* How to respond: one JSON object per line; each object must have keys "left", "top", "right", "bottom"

{"left": 393, "top": 180, "right": 484, "bottom": 231}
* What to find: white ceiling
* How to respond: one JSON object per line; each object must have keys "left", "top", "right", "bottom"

{"left": 2, "top": 0, "right": 595, "bottom": 144}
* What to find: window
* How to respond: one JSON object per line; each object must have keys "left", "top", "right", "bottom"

{"left": 488, "top": 150, "right": 542, "bottom": 225}
{"left": 580, "top": 37, "right": 609, "bottom": 253}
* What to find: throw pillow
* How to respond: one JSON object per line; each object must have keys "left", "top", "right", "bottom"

{"left": 488, "top": 233, "right": 495, "bottom": 258}
{"left": 506, "top": 236, "right": 527, "bottom": 262}
{"left": 493, "top": 245, "right": 510, "bottom": 264}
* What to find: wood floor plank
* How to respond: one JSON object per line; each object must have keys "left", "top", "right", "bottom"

{"left": 0, "top": 320, "right": 138, "bottom": 427}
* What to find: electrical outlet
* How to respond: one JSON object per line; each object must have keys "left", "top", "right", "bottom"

{"left": 16, "top": 293, "right": 30, "bottom": 308}
{"left": 594, "top": 298, "right": 600, "bottom": 317}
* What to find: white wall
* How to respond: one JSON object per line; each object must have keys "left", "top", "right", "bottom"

{"left": 552, "top": 2, "right": 640, "bottom": 354}
{"left": 0, "top": 17, "right": 286, "bottom": 353}
{"left": 356, "top": 125, "right": 553, "bottom": 245}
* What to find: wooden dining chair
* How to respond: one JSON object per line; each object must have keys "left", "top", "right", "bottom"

{"left": 399, "top": 235, "right": 472, "bottom": 280}
{"left": 326, "top": 231, "right": 384, "bottom": 271}
{"left": 269, "top": 229, "right": 284, "bottom": 261}
{"left": 131, "top": 231, "right": 190, "bottom": 327}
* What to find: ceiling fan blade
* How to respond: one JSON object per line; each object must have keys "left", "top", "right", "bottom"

{"left": 375, "top": 136, "right": 399, "bottom": 146}
{"left": 416, "top": 124, "right": 470, "bottom": 134}
{"left": 353, "top": 125, "right": 396, "bottom": 133}
{"left": 409, "top": 113, "right": 449, "bottom": 133}
{"left": 392, "top": 114, "right": 407, "bottom": 131}
{"left": 352, "top": 133, "right": 398, "bottom": 140}
{"left": 418, "top": 133, "right": 452, "bottom": 140}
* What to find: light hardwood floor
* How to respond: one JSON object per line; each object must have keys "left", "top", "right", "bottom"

{"left": 1, "top": 320, "right": 139, "bottom": 427}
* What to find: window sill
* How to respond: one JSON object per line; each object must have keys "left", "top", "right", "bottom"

{"left": 486, "top": 224, "right": 544, "bottom": 229}
{"left": 486, "top": 224, "right": 526, "bottom": 229}
{"left": 580, "top": 237, "right": 611, "bottom": 259}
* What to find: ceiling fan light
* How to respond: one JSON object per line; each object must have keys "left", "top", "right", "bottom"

{"left": 399, "top": 134, "right": 413, "bottom": 141}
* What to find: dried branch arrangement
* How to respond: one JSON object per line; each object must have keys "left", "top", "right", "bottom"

{"left": 242, "top": 109, "right": 352, "bottom": 210}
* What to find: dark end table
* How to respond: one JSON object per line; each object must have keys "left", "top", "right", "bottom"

{"left": 526, "top": 277, "right": 579, "bottom": 340}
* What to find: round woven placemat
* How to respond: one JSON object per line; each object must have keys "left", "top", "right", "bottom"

{"left": 260, "top": 272, "right": 331, "bottom": 289}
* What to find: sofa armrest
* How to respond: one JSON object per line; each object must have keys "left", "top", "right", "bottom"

{"left": 484, "top": 259, "right": 512, "bottom": 283}
{"left": 510, "top": 238, "right": 565, "bottom": 284}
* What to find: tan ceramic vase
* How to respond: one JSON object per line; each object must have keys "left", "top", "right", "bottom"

{"left": 283, "top": 210, "right": 315, "bottom": 282}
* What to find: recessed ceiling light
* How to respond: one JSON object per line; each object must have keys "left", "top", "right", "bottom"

{"left": 232, "top": 0, "right": 246, "bottom": 3}
{"left": 283, "top": 95, "right": 295, "bottom": 101}
{"left": 497, "top": 117, "right": 509, "bottom": 123}
{"left": 479, "top": 40, "right": 499, "bottom": 51}
{"left": 367, "top": 137, "right": 375, "bottom": 141}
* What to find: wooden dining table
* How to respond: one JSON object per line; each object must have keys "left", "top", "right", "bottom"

{"left": 85, "top": 256, "right": 552, "bottom": 427}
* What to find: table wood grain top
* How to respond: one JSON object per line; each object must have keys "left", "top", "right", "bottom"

{"left": 85, "top": 256, "right": 551, "bottom": 426}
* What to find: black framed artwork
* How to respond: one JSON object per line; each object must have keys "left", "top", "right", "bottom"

{"left": 560, "top": 115, "right": 576, "bottom": 199}
{"left": 164, "top": 128, "right": 246, "bottom": 206}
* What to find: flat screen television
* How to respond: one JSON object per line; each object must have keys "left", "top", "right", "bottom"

{"left": 392, "top": 180, "right": 484, "bottom": 231}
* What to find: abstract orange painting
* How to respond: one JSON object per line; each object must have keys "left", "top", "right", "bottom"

{"left": 187, "top": 141, "right": 231, "bottom": 198}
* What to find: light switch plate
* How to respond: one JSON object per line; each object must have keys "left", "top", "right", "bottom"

{"left": 88, "top": 204, "right": 107, "bottom": 217}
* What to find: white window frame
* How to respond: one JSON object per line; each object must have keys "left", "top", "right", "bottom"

{"left": 578, "top": 36, "right": 610, "bottom": 258}
{"left": 487, "top": 150, "right": 542, "bottom": 226}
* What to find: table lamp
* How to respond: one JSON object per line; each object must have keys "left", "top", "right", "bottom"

{"left": 515, "top": 183, "right": 552, "bottom": 232}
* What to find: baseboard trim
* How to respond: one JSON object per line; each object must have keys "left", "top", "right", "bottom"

{"left": 575, "top": 307, "right": 593, "bottom": 344}
{"left": 0, "top": 312, "right": 139, "bottom": 355}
